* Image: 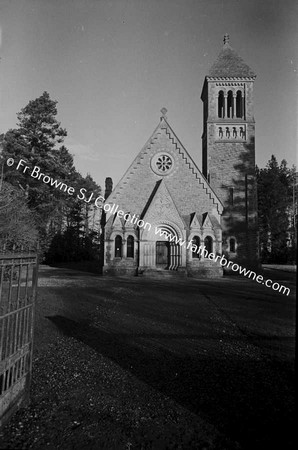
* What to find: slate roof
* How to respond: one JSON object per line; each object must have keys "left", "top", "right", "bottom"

{"left": 208, "top": 42, "right": 256, "bottom": 78}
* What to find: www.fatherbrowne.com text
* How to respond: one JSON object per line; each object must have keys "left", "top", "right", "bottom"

{"left": 6, "top": 157, "right": 291, "bottom": 296}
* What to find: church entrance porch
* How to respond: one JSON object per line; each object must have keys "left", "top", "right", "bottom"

{"left": 138, "top": 222, "right": 185, "bottom": 275}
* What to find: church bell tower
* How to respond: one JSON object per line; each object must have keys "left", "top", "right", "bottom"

{"left": 201, "top": 35, "right": 258, "bottom": 264}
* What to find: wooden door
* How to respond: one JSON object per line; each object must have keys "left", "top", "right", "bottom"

{"left": 156, "top": 241, "right": 169, "bottom": 267}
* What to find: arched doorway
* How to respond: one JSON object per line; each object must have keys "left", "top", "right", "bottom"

{"left": 154, "top": 224, "right": 181, "bottom": 270}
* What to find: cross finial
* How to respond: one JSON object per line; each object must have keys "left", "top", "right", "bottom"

{"left": 223, "top": 33, "right": 230, "bottom": 45}
{"left": 160, "top": 107, "right": 168, "bottom": 118}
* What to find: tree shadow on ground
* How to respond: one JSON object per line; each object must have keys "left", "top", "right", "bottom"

{"left": 47, "top": 314, "right": 295, "bottom": 450}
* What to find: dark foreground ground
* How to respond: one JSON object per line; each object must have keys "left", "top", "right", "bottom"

{"left": 0, "top": 266, "right": 296, "bottom": 449}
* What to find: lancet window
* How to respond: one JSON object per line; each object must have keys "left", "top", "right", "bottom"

{"left": 115, "top": 235, "right": 122, "bottom": 258}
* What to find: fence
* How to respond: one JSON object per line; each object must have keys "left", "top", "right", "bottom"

{"left": 0, "top": 244, "right": 38, "bottom": 428}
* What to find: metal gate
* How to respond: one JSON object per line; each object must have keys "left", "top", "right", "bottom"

{"left": 0, "top": 244, "right": 38, "bottom": 428}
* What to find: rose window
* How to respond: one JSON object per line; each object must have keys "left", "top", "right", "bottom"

{"left": 156, "top": 155, "right": 172, "bottom": 172}
{"left": 151, "top": 152, "right": 174, "bottom": 175}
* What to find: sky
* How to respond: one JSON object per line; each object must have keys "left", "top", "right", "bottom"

{"left": 0, "top": 0, "right": 297, "bottom": 190}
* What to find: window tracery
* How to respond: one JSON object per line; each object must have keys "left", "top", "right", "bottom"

{"left": 156, "top": 155, "right": 172, "bottom": 172}
{"left": 151, "top": 152, "right": 175, "bottom": 176}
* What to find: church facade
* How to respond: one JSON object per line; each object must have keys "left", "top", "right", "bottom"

{"left": 101, "top": 36, "right": 258, "bottom": 277}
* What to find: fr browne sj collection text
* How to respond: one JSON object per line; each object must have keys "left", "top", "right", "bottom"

{"left": 7, "top": 158, "right": 104, "bottom": 207}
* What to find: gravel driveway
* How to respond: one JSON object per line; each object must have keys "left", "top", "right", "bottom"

{"left": 0, "top": 266, "right": 295, "bottom": 449}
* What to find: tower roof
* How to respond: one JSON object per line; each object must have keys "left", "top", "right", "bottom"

{"left": 208, "top": 35, "right": 256, "bottom": 78}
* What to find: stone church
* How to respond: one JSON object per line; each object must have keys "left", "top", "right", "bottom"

{"left": 101, "top": 36, "right": 258, "bottom": 277}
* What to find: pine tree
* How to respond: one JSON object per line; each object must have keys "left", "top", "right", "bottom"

{"left": 1, "top": 93, "right": 75, "bottom": 244}
{"left": 257, "top": 155, "right": 296, "bottom": 263}
{"left": 1, "top": 92, "right": 102, "bottom": 260}
{"left": 0, "top": 181, "right": 38, "bottom": 247}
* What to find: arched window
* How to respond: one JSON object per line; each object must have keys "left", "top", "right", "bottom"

{"left": 229, "top": 187, "right": 234, "bottom": 206}
{"left": 218, "top": 91, "right": 225, "bottom": 118}
{"left": 115, "top": 235, "right": 122, "bottom": 258}
{"left": 127, "top": 235, "right": 134, "bottom": 258}
{"left": 192, "top": 236, "right": 201, "bottom": 258}
{"left": 227, "top": 90, "right": 233, "bottom": 118}
{"left": 236, "top": 90, "right": 243, "bottom": 118}
{"left": 229, "top": 238, "right": 236, "bottom": 253}
{"left": 204, "top": 236, "right": 213, "bottom": 254}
